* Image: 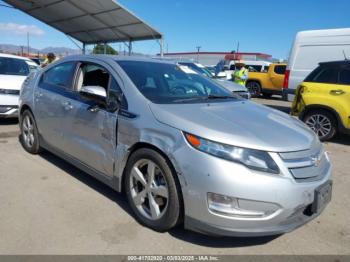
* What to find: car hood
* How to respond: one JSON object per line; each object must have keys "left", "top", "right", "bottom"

{"left": 214, "top": 79, "right": 248, "bottom": 92}
{"left": 149, "top": 100, "right": 317, "bottom": 152}
{"left": 0, "top": 75, "right": 27, "bottom": 90}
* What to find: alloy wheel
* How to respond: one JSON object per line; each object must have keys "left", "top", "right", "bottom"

{"left": 22, "top": 115, "right": 35, "bottom": 148}
{"left": 305, "top": 114, "right": 332, "bottom": 138}
{"left": 129, "top": 159, "right": 169, "bottom": 220}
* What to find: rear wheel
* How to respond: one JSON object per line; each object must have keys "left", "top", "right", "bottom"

{"left": 20, "top": 110, "right": 41, "bottom": 154}
{"left": 125, "top": 148, "right": 182, "bottom": 232}
{"left": 303, "top": 110, "right": 337, "bottom": 141}
{"left": 246, "top": 81, "right": 261, "bottom": 97}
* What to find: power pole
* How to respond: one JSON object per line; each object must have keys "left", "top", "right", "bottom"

{"left": 27, "top": 32, "right": 30, "bottom": 56}
{"left": 20, "top": 46, "right": 24, "bottom": 56}
{"left": 196, "top": 46, "right": 201, "bottom": 63}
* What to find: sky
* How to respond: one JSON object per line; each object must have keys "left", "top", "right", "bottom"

{"left": 0, "top": 0, "right": 349, "bottom": 59}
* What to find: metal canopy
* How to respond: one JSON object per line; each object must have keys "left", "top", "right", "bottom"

{"left": 4, "top": 0, "right": 163, "bottom": 45}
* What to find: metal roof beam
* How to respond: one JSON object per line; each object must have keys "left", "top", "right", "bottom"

{"left": 65, "top": 0, "right": 131, "bottom": 39}
{"left": 67, "top": 21, "right": 143, "bottom": 35}
{"left": 26, "top": 0, "right": 65, "bottom": 12}
{"left": 49, "top": 7, "right": 122, "bottom": 24}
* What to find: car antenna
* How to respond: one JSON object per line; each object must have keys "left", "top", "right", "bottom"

{"left": 342, "top": 50, "right": 349, "bottom": 60}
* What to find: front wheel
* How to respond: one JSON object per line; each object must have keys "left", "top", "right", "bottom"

{"left": 246, "top": 81, "right": 261, "bottom": 98}
{"left": 304, "top": 110, "right": 337, "bottom": 141}
{"left": 20, "top": 110, "right": 42, "bottom": 154}
{"left": 125, "top": 148, "right": 182, "bottom": 232}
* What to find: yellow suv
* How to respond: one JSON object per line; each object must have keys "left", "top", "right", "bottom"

{"left": 291, "top": 60, "right": 350, "bottom": 141}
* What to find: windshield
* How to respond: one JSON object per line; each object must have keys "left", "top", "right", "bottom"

{"left": 0, "top": 57, "right": 34, "bottom": 76}
{"left": 117, "top": 61, "right": 237, "bottom": 104}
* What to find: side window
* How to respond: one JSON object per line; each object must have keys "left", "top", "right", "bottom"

{"left": 309, "top": 67, "right": 338, "bottom": 84}
{"left": 108, "top": 78, "right": 127, "bottom": 110}
{"left": 76, "top": 63, "right": 110, "bottom": 92}
{"left": 274, "top": 65, "right": 286, "bottom": 75}
{"left": 42, "top": 62, "right": 76, "bottom": 88}
{"left": 338, "top": 66, "right": 350, "bottom": 85}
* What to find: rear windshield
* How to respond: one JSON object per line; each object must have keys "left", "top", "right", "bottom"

{"left": 117, "top": 61, "right": 237, "bottom": 104}
{"left": 0, "top": 57, "right": 31, "bottom": 76}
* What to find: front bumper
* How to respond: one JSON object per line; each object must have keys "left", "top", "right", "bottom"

{"left": 0, "top": 94, "right": 19, "bottom": 118}
{"left": 0, "top": 106, "right": 18, "bottom": 118}
{"left": 173, "top": 143, "right": 332, "bottom": 237}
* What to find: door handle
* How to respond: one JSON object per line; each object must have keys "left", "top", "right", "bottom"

{"left": 87, "top": 104, "right": 100, "bottom": 113}
{"left": 36, "top": 92, "right": 43, "bottom": 98}
{"left": 330, "top": 89, "right": 345, "bottom": 95}
{"left": 62, "top": 101, "right": 73, "bottom": 110}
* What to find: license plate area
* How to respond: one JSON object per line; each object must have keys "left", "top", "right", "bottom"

{"left": 312, "top": 181, "right": 332, "bottom": 214}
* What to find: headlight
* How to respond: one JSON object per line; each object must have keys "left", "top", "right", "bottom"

{"left": 184, "top": 133, "right": 280, "bottom": 174}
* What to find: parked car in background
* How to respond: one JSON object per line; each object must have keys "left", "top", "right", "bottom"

{"left": 178, "top": 61, "right": 251, "bottom": 99}
{"left": 283, "top": 28, "right": 350, "bottom": 101}
{"left": 19, "top": 55, "right": 332, "bottom": 237}
{"left": 291, "top": 60, "right": 350, "bottom": 141}
{"left": 30, "top": 57, "right": 44, "bottom": 66}
{"left": 205, "top": 65, "right": 216, "bottom": 76}
{"left": 0, "top": 53, "right": 39, "bottom": 118}
{"left": 246, "top": 63, "right": 286, "bottom": 97}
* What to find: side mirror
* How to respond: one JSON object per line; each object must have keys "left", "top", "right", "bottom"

{"left": 80, "top": 85, "right": 107, "bottom": 105}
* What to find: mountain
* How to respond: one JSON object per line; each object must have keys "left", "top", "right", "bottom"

{"left": 0, "top": 43, "right": 80, "bottom": 56}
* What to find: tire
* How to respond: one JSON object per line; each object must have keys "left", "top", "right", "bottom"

{"left": 20, "top": 110, "right": 42, "bottom": 154}
{"left": 303, "top": 110, "right": 337, "bottom": 141}
{"left": 246, "top": 81, "right": 261, "bottom": 98}
{"left": 124, "top": 148, "right": 182, "bottom": 232}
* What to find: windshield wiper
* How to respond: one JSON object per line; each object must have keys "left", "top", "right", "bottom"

{"left": 173, "top": 95, "right": 234, "bottom": 103}
{"left": 206, "top": 94, "right": 234, "bottom": 100}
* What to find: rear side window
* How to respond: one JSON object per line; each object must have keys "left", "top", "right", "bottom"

{"left": 338, "top": 66, "right": 350, "bottom": 85}
{"left": 42, "top": 62, "right": 76, "bottom": 88}
{"left": 247, "top": 65, "right": 262, "bottom": 72}
{"left": 274, "top": 65, "right": 286, "bottom": 75}
{"left": 304, "top": 66, "right": 338, "bottom": 84}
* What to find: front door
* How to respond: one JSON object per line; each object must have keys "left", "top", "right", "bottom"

{"left": 63, "top": 62, "right": 123, "bottom": 177}
{"left": 270, "top": 64, "right": 286, "bottom": 90}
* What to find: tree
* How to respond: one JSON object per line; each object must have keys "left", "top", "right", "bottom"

{"left": 92, "top": 44, "right": 118, "bottom": 55}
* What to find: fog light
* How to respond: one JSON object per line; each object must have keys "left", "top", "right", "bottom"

{"left": 207, "top": 193, "right": 278, "bottom": 218}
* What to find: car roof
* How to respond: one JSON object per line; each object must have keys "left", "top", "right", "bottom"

{"left": 0, "top": 53, "right": 32, "bottom": 61}
{"left": 60, "top": 54, "right": 178, "bottom": 65}
{"left": 319, "top": 60, "right": 350, "bottom": 67}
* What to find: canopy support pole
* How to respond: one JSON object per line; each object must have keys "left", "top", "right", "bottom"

{"left": 128, "top": 40, "right": 132, "bottom": 56}
{"left": 159, "top": 37, "right": 164, "bottom": 57}
{"left": 104, "top": 43, "right": 107, "bottom": 54}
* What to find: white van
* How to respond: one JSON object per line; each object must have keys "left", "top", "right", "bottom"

{"left": 283, "top": 28, "right": 350, "bottom": 101}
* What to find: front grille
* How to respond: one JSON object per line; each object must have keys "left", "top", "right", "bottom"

{"left": 0, "top": 89, "right": 20, "bottom": 95}
{"left": 0, "top": 106, "right": 15, "bottom": 113}
{"left": 279, "top": 140, "right": 331, "bottom": 182}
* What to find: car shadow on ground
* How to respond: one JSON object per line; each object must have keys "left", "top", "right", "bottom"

{"left": 37, "top": 148, "right": 280, "bottom": 248}
{"left": 328, "top": 134, "right": 350, "bottom": 146}
{"left": 168, "top": 227, "right": 280, "bottom": 248}
{"left": 38, "top": 149, "right": 134, "bottom": 217}
{"left": 0, "top": 118, "right": 18, "bottom": 125}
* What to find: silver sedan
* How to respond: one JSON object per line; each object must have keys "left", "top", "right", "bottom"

{"left": 18, "top": 55, "right": 332, "bottom": 236}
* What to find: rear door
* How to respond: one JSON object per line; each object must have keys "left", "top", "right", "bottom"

{"left": 63, "top": 61, "right": 125, "bottom": 177}
{"left": 34, "top": 62, "right": 77, "bottom": 151}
